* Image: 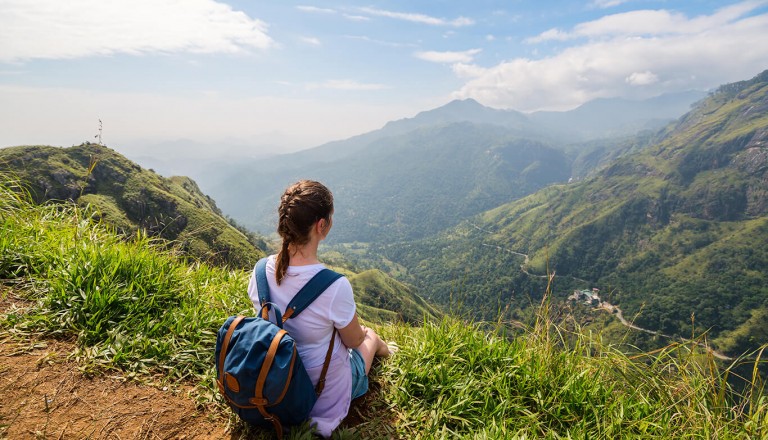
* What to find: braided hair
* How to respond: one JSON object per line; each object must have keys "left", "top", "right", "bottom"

{"left": 275, "top": 180, "right": 334, "bottom": 285}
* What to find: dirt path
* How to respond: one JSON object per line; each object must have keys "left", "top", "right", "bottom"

{"left": 471, "top": 223, "right": 590, "bottom": 283}
{"left": 0, "top": 335, "right": 232, "bottom": 440}
{"left": 0, "top": 289, "right": 394, "bottom": 440}
{"left": 0, "top": 289, "right": 232, "bottom": 440}
{"left": 598, "top": 301, "right": 734, "bottom": 361}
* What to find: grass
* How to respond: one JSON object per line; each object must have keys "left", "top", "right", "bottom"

{"left": 379, "top": 278, "right": 768, "bottom": 439}
{"left": 0, "top": 174, "right": 252, "bottom": 389}
{"left": 1, "top": 174, "right": 767, "bottom": 439}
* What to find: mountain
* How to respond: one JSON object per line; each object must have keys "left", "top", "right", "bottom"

{"left": 380, "top": 98, "right": 534, "bottom": 135}
{"left": 212, "top": 122, "right": 571, "bottom": 243}
{"left": 206, "top": 93, "right": 702, "bottom": 243}
{"left": 529, "top": 91, "right": 707, "bottom": 141}
{"left": 0, "top": 143, "right": 265, "bottom": 268}
{"left": 383, "top": 70, "right": 768, "bottom": 356}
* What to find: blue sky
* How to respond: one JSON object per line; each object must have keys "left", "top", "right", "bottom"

{"left": 1, "top": 0, "right": 767, "bottom": 159}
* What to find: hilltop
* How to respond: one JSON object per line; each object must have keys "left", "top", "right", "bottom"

{"left": 0, "top": 143, "right": 265, "bottom": 268}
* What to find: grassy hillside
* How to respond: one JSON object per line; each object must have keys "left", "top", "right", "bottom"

{"left": 1, "top": 182, "right": 765, "bottom": 438}
{"left": 385, "top": 71, "right": 768, "bottom": 356}
{"left": 0, "top": 143, "right": 265, "bottom": 268}
{"left": 349, "top": 269, "right": 440, "bottom": 324}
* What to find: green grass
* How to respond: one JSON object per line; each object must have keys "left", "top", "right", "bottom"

{"left": 0, "top": 144, "right": 265, "bottom": 269}
{"left": 381, "top": 312, "right": 767, "bottom": 439}
{"left": 1, "top": 174, "right": 767, "bottom": 439}
{"left": 0, "top": 174, "right": 252, "bottom": 389}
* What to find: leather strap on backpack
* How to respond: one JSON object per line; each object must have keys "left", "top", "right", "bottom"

{"left": 256, "top": 406, "right": 284, "bottom": 439}
{"left": 217, "top": 315, "right": 245, "bottom": 395}
{"left": 316, "top": 327, "right": 337, "bottom": 395}
{"left": 252, "top": 329, "right": 290, "bottom": 439}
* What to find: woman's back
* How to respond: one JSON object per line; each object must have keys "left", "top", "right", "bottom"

{"left": 247, "top": 255, "right": 355, "bottom": 367}
{"left": 247, "top": 255, "right": 356, "bottom": 437}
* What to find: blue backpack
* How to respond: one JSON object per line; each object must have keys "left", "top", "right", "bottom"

{"left": 215, "top": 258, "right": 343, "bottom": 438}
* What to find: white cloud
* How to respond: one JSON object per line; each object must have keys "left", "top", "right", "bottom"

{"left": 0, "top": 0, "right": 274, "bottom": 62}
{"left": 591, "top": 0, "right": 630, "bottom": 8}
{"left": 525, "top": 28, "right": 571, "bottom": 43}
{"left": 357, "top": 7, "right": 474, "bottom": 27}
{"left": 300, "top": 37, "right": 322, "bottom": 46}
{"left": 530, "top": 0, "right": 768, "bottom": 42}
{"left": 307, "top": 80, "right": 389, "bottom": 91}
{"left": 626, "top": 71, "right": 659, "bottom": 86}
{"left": 452, "top": 3, "right": 768, "bottom": 111}
{"left": 343, "top": 14, "right": 370, "bottom": 21}
{"left": 296, "top": 5, "right": 337, "bottom": 14}
{"left": 451, "top": 63, "right": 487, "bottom": 79}
{"left": 415, "top": 49, "right": 482, "bottom": 64}
{"left": 295, "top": 6, "right": 370, "bottom": 22}
{"left": 344, "top": 35, "right": 417, "bottom": 48}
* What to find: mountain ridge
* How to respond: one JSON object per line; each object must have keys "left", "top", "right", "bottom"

{"left": 214, "top": 122, "right": 572, "bottom": 242}
{"left": 0, "top": 143, "right": 266, "bottom": 269}
{"left": 381, "top": 70, "right": 768, "bottom": 355}
{"left": 207, "top": 92, "right": 702, "bottom": 241}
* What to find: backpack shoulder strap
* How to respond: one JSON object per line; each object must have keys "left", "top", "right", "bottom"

{"left": 255, "top": 258, "right": 344, "bottom": 322}
{"left": 255, "top": 257, "right": 271, "bottom": 319}
{"left": 283, "top": 268, "right": 343, "bottom": 321}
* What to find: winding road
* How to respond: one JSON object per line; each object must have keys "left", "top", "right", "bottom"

{"left": 470, "top": 222, "right": 735, "bottom": 361}
{"left": 598, "top": 301, "right": 734, "bottom": 361}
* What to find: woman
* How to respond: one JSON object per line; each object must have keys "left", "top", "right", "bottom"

{"left": 247, "top": 180, "right": 392, "bottom": 437}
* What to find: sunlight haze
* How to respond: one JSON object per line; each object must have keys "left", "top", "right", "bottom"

{"left": 1, "top": 0, "right": 766, "bottom": 159}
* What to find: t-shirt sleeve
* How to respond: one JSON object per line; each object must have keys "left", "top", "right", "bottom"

{"left": 328, "top": 277, "right": 356, "bottom": 329}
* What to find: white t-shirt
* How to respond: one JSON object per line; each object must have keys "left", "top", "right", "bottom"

{"left": 247, "top": 255, "right": 356, "bottom": 438}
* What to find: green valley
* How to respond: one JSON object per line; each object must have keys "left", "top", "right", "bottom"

{"left": 381, "top": 70, "right": 768, "bottom": 356}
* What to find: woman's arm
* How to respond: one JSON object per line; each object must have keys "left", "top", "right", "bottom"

{"left": 338, "top": 313, "right": 366, "bottom": 349}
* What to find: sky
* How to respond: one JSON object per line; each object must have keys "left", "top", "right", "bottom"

{"left": 1, "top": 0, "right": 767, "bottom": 159}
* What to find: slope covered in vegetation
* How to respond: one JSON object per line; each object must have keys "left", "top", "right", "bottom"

{"left": 0, "top": 143, "right": 265, "bottom": 268}
{"left": 385, "top": 70, "right": 768, "bottom": 356}
{"left": 1, "top": 175, "right": 766, "bottom": 439}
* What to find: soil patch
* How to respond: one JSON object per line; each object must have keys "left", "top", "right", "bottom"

{"left": 0, "top": 288, "right": 229, "bottom": 440}
{"left": 0, "top": 288, "right": 396, "bottom": 439}
{"left": 0, "top": 336, "right": 230, "bottom": 440}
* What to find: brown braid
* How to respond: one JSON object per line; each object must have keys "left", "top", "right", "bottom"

{"left": 275, "top": 180, "right": 334, "bottom": 285}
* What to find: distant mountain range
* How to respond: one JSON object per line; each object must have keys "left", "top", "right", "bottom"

{"left": 205, "top": 91, "right": 704, "bottom": 241}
